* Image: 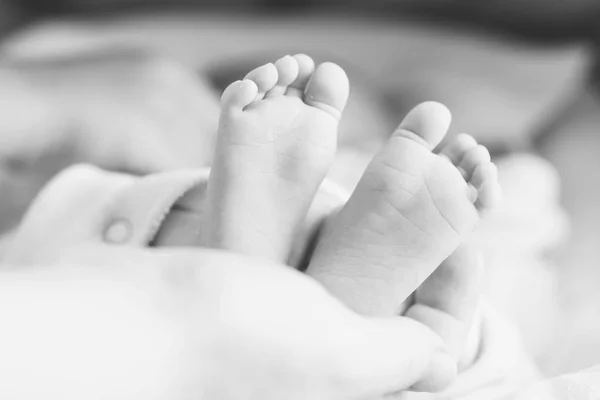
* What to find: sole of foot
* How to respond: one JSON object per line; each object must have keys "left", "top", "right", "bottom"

{"left": 307, "top": 101, "right": 501, "bottom": 317}
{"left": 201, "top": 54, "right": 349, "bottom": 263}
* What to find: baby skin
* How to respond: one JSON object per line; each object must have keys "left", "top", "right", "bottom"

{"left": 199, "top": 55, "right": 500, "bottom": 391}
{"left": 201, "top": 54, "right": 349, "bottom": 263}
{"left": 307, "top": 102, "right": 501, "bottom": 317}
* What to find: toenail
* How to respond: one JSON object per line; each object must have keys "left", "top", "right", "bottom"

{"left": 103, "top": 218, "right": 133, "bottom": 244}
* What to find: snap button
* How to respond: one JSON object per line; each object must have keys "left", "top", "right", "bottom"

{"left": 103, "top": 219, "right": 133, "bottom": 244}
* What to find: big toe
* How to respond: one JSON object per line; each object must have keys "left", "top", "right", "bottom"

{"left": 304, "top": 62, "right": 349, "bottom": 120}
{"left": 393, "top": 101, "right": 452, "bottom": 150}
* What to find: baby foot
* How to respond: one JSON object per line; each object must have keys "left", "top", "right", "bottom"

{"left": 201, "top": 54, "right": 349, "bottom": 262}
{"left": 306, "top": 102, "right": 500, "bottom": 317}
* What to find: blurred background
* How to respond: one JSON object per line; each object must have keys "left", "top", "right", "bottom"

{"left": 0, "top": 0, "right": 599, "bottom": 378}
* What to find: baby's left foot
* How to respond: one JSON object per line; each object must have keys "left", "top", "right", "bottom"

{"left": 202, "top": 54, "right": 349, "bottom": 262}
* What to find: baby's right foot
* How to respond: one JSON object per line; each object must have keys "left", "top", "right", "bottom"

{"left": 307, "top": 102, "right": 500, "bottom": 316}
{"left": 201, "top": 54, "right": 349, "bottom": 262}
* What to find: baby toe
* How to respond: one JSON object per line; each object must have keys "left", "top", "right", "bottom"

{"left": 244, "top": 62, "right": 278, "bottom": 100}
{"left": 471, "top": 162, "right": 498, "bottom": 189}
{"left": 440, "top": 134, "right": 478, "bottom": 166}
{"left": 220, "top": 79, "right": 259, "bottom": 111}
{"left": 470, "top": 160, "right": 501, "bottom": 212}
{"left": 286, "top": 53, "right": 315, "bottom": 97}
{"left": 304, "top": 62, "right": 349, "bottom": 119}
{"left": 459, "top": 145, "right": 491, "bottom": 181}
{"left": 266, "top": 55, "right": 300, "bottom": 98}
{"left": 475, "top": 180, "right": 502, "bottom": 212}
